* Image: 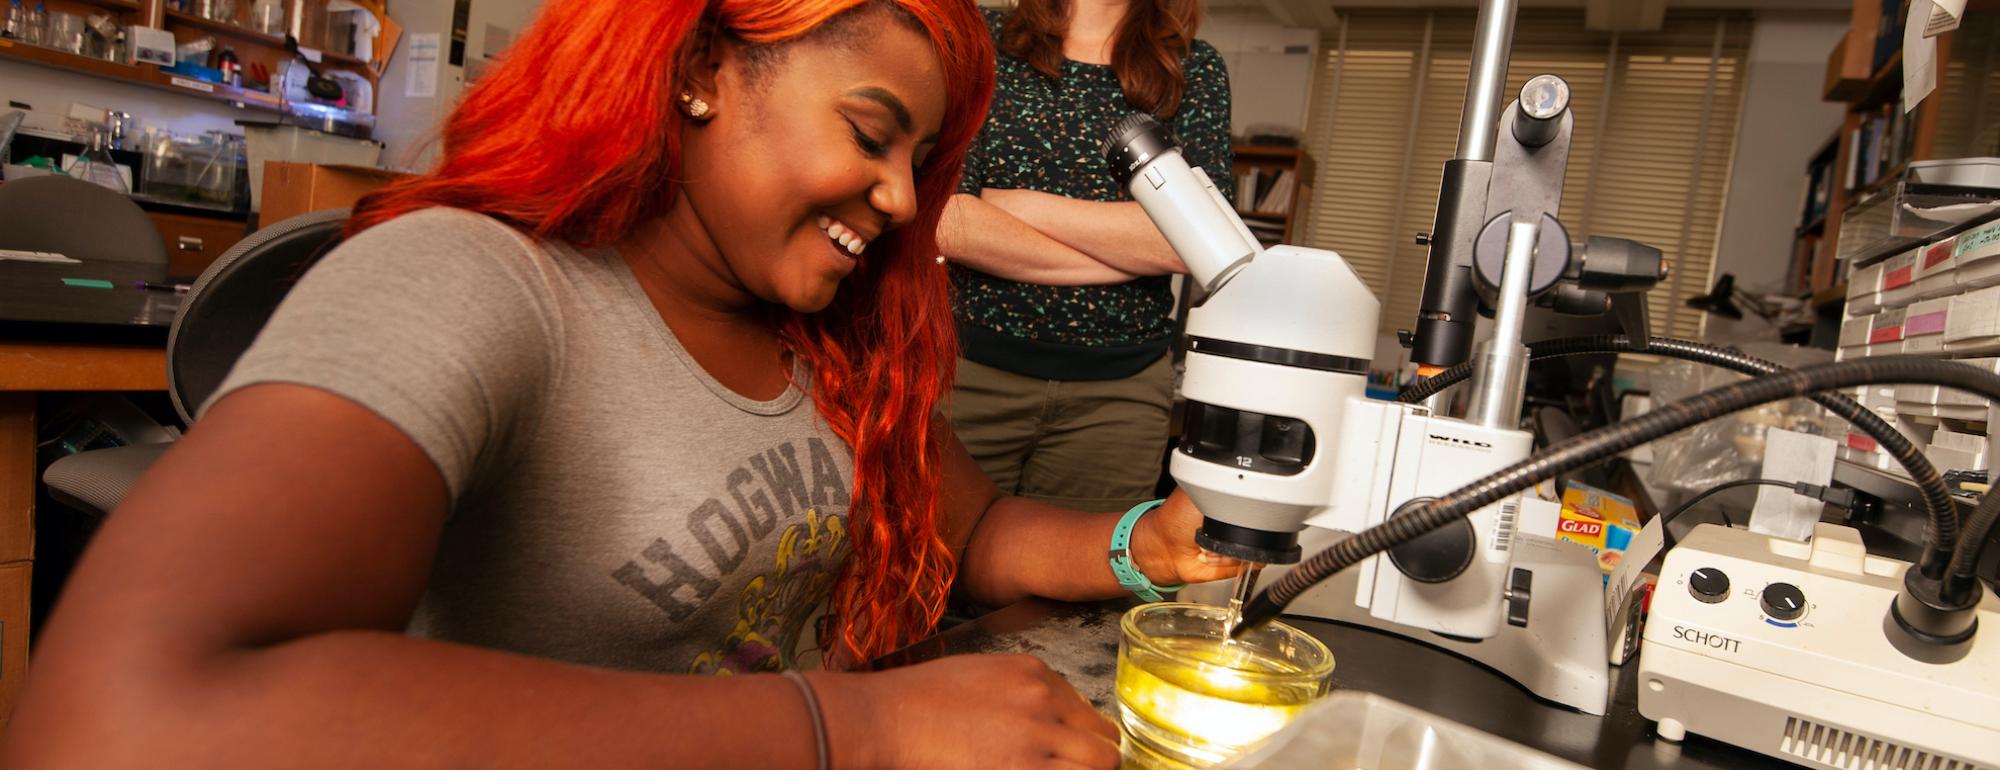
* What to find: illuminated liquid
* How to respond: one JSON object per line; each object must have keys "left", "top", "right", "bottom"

{"left": 1116, "top": 634, "right": 1327, "bottom": 769}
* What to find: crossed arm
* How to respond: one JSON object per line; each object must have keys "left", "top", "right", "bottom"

{"left": 938, "top": 191, "right": 1184, "bottom": 286}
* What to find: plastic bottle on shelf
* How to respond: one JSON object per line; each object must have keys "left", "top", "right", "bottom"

{"left": 27, "top": 0, "right": 44, "bottom": 46}
{"left": 215, "top": 46, "right": 240, "bottom": 87}
{"left": 250, "top": 0, "right": 281, "bottom": 34}
{"left": 4, "top": 0, "right": 23, "bottom": 42}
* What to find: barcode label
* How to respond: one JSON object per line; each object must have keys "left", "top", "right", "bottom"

{"left": 170, "top": 77, "right": 216, "bottom": 93}
{"left": 1489, "top": 499, "right": 1519, "bottom": 558}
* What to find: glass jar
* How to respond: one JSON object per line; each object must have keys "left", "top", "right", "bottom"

{"left": 1116, "top": 603, "right": 1335, "bottom": 769}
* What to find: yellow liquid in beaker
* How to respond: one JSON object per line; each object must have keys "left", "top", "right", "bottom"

{"left": 1116, "top": 636, "right": 1325, "bottom": 768}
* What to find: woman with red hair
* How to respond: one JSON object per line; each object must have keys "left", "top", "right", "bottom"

{"left": 5, "top": 1, "right": 1234, "bottom": 767}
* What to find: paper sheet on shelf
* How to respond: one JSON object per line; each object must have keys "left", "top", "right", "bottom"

{"left": 1904, "top": 0, "right": 1940, "bottom": 113}
{"left": 1925, "top": 0, "right": 1967, "bottom": 36}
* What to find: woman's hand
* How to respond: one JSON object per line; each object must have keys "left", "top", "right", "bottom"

{"left": 1132, "top": 489, "right": 1244, "bottom": 586}
{"left": 812, "top": 655, "right": 1121, "bottom": 769}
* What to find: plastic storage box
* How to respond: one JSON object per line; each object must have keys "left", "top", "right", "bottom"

{"left": 240, "top": 122, "right": 382, "bottom": 212}
{"left": 1221, "top": 692, "right": 1587, "bottom": 770}
{"left": 1836, "top": 178, "right": 2000, "bottom": 265}
{"left": 138, "top": 131, "right": 242, "bottom": 210}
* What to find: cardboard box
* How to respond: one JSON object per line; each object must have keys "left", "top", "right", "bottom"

{"left": 1915, "top": 236, "right": 1959, "bottom": 299}
{"left": 1902, "top": 297, "right": 1952, "bottom": 355}
{"left": 1848, "top": 260, "right": 1887, "bottom": 316}
{"left": 1958, "top": 219, "right": 2000, "bottom": 289}
{"left": 259, "top": 162, "right": 410, "bottom": 227}
{"left": 1879, "top": 249, "right": 1921, "bottom": 308}
{"left": 1556, "top": 483, "right": 1641, "bottom": 582}
{"left": 0, "top": 561, "right": 29, "bottom": 729}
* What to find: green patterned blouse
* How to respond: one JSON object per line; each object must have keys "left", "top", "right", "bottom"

{"left": 952, "top": 8, "right": 1234, "bottom": 381}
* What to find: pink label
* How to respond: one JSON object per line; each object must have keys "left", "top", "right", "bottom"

{"left": 1884, "top": 266, "right": 1915, "bottom": 289}
{"left": 1906, "top": 311, "right": 1949, "bottom": 336}
{"left": 1925, "top": 241, "right": 1955, "bottom": 268}
{"left": 1847, "top": 434, "right": 1879, "bottom": 452}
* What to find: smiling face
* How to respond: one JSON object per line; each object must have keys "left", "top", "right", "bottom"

{"left": 674, "top": 9, "right": 948, "bottom": 313}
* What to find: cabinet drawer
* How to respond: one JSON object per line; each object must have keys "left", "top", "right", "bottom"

{"left": 149, "top": 213, "right": 248, "bottom": 279}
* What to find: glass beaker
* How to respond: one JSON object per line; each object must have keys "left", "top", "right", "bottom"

{"left": 45, "top": 11, "right": 82, "bottom": 54}
{"left": 250, "top": 0, "right": 282, "bottom": 35}
{"left": 63, "top": 125, "right": 128, "bottom": 193}
{"left": 1116, "top": 603, "right": 1334, "bottom": 769}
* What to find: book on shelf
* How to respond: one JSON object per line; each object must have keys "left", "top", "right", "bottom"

{"left": 1245, "top": 217, "right": 1285, "bottom": 246}
{"left": 1233, "top": 166, "right": 1293, "bottom": 215}
{"left": 1256, "top": 170, "right": 1296, "bottom": 216}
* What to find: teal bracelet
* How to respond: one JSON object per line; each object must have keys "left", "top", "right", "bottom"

{"left": 1111, "top": 499, "right": 1186, "bottom": 602}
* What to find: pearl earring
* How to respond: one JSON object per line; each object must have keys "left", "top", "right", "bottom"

{"left": 679, "top": 91, "right": 711, "bottom": 119}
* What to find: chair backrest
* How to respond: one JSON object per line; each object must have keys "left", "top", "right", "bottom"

{"left": 0, "top": 175, "right": 168, "bottom": 264}
{"left": 167, "top": 208, "right": 349, "bottom": 424}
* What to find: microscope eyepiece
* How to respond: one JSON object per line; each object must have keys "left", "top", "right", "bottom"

{"left": 1102, "top": 113, "right": 1179, "bottom": 187}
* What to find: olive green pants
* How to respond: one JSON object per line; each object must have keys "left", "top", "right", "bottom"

{"left": 946, "top": 355, "right": 1174, "bottom": 513}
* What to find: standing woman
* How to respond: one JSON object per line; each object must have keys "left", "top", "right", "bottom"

{"left": 3, "top": 0, "right": 1237, "bottom": 767}
{"left": 940, "top": 0, "right": 1233, "bottom": 513}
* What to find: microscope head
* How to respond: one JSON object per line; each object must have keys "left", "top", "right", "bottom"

{"left": 1106, "top": 114, "right": 1382, "bottom": 567}
{"left": 1102, "top": 115, "right": 1262, "bottom": 296}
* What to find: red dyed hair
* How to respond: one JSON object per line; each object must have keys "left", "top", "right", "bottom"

{"left": 349, "top": 0, "right": 994, "bottom": 664}
{"left": 1002, "top": 0, "right": 1200, "bottom": 117}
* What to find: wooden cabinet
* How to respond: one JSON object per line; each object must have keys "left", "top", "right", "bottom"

{"left": 148, "top": 210, "right": 246, "bottom": 278}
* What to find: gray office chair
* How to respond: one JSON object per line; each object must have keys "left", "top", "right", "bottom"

{"left": 43, "top": 208, "right": 350, "bottom": 517}
{"left": 0, "top": 175, "right": 168, "bottom": 264}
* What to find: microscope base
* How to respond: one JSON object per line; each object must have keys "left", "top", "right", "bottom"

{"left": 1190, "top": 527, "right": 1612, "bottom": 715}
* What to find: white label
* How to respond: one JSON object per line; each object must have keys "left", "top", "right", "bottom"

{"left": 1488, "top": 498, "right": 1518, "bottom": 558}
{"left": 170, "top": 77, "right": 215, "bottom": 93}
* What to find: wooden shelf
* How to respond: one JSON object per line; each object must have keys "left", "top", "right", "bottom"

{"left": 1812, "top": 282, "right": 1847, "bottom": 310}
{"left": 162, "top": 9, "right": 370, "bottom": 69}
{"left": 1234, "top": 144, "right": 1306, "bottom": 161}
{"left": 64, "top": 0, "right": 143, "bottom": 11}
{"left": 0, "top": 37, "right": 281, "bottom": 112}
{"left": 1797, "top": 212, "right": 1828, "bottom": 236}
{"left": 1854, "top": 50, "right": 1904, "bottom": 111}
{"left": 1846, "top": 161, "right": 1908, "bottom": 204}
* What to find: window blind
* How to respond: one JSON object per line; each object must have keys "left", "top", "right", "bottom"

{"left": 1299, "top": 10, "right": 1750, "bottom": 343}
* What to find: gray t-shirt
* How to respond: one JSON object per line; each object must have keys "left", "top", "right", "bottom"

{"left": 208, "top": 207, "right": 855, "bottom": 674}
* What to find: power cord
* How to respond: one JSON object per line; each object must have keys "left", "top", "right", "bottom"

{"left": 1659, "top": 478, "right": 1858, "bottom": 548}
{"left": 1238, "top": 356, "right": 2000, "bottom": 637}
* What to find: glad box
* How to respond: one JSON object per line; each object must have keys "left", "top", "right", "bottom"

{"left": 1556, "top": 482, "right": 1641, "bottom": 583}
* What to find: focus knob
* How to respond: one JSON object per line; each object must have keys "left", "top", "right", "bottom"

{"left": 1760, "top": 582, "right": 1806, "bottom": 621}
{"left": 1688, "top": 567, "right": 1730, "bottom": 604}
{"left": 1386, "top": 498, "right": 1475, "bottom": 584}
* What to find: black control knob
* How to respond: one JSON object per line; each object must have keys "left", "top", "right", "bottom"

{"left": 1760, "top": 582, "right": 1806, "bottom": 621}
{"left": 1386, "top": 498, "right": 1475, "bottom": 584}
{"left": 1688, "top": 567, "right": 1730, "bottom": 604}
